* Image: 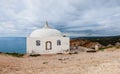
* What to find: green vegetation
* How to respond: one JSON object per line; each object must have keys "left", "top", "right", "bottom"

{"left": 74, "top": 36, "right": 120, "bottom": 46}
{"left": 99, "top": 45, "right": 115, "bottom": 51}
{"left": 5, "top": 52, "right": 24, "bottom": 57}
{"left": 69, "top": 51, "right": 78, "bottom": 55}
{"left": 0, "top": 52, "right": 24, "bottom": 57}
{"left": 99, "top": 48, "right": 105, "bottom": 51}
{"left": 115, "top": 45, "right": 120, "bottom": 49}
{"left": 0, "top": 52, "right": 41, "bottom": 57}
{"left": 29, "top": 54, "right": 41, "bottom": 57}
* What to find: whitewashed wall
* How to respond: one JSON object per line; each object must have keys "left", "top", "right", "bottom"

{"left": 27, "top": 37, "right": 70, "bottom": 54}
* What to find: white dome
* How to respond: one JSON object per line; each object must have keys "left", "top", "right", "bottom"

{"left": 29, "top": 22, "right": 62, "bottom": 38}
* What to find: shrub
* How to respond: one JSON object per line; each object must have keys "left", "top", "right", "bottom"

{"left": 29, "top": 54, "right": 41, "bottom": 57}
{"left": 99, "top": 48, "right": 105, "bottom": 51}
{"left": 5, "top": 52, "right": 24, "bottom": 57}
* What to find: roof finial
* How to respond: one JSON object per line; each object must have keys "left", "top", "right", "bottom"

{"left": 44, "top": 21, "right": 49, "bottom": 28}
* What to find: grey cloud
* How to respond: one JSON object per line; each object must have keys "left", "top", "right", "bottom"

{"left": 0, "top": 0, "right": 120, "bottom": 37}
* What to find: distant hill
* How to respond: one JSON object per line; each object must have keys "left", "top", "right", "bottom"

{"left": 71, "top": 36, "right": 120, "bottom": 48}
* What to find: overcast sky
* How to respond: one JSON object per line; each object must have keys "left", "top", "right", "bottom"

{"left": 0, "top": 0, "right": 120, "bottom": 37}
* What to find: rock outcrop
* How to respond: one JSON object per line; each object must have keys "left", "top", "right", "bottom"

{"left": 70, "top": 39, "right": 103, "bottom": 49}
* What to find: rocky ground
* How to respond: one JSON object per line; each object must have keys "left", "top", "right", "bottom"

{"left": 0, "top": 48, "right": 120, "bottom": 74}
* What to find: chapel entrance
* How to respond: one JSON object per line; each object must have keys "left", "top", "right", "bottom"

{"left": 46, "top": 41, "right": 52, "bottom": 50}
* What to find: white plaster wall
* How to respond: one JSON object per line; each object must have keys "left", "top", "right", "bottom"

{"left": 27, "top": 37, "right": 69, "bottom": 54}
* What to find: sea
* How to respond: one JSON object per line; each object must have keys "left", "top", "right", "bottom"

{"left": 0, "top": 37, "right": 26, "bottom": 54}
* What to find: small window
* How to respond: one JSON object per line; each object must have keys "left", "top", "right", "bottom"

{"left": 36, "top": 40, "right": 40, "bottom": 46}
{"left": 57, "top": 40, "right": 61, "bottom": 46}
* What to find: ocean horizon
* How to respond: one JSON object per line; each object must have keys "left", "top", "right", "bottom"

{"left": 0, "top": 37, "right": 26, "bottom": 54}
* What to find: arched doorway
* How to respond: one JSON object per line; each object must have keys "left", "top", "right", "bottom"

{"left": 46, "top": 41, "right": 52, "bottom": 50}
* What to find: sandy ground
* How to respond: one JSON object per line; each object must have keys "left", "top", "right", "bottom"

{"left": 0, "top": 49, "right": 120, "bottom": 74}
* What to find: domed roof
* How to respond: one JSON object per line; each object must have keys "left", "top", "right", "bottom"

{"left": 29, "top": 22, "right": 62, "bottom": 38}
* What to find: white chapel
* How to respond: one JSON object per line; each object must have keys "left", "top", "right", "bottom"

{"left": 27, "top": 22, "right": 70, "bottom": 54}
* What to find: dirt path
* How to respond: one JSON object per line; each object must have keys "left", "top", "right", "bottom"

{"left": 0, "top": 50, "right": 120, "bottom": 74}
